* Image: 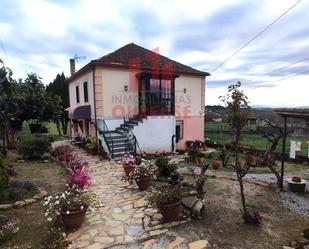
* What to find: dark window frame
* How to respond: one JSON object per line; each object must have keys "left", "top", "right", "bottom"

{"left": 76, "top": 86, "right": 80, "bottom": 103}
{"left": 83, "top": 81, "right": 88, "bottom": 102}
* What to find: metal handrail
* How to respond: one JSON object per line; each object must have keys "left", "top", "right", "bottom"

{"left": 97, "top": 119, "right": 114, "bottom": 157}
{"left": 123, "top": 116, "right": 142, "bottom": 154}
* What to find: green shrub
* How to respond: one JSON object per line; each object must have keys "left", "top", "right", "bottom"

{"left": 17, "top": 135, "right": 50, "bottom": 160}
{"left": 155, "top": 156, "right": 177, "bottom": 176}
{"left": 0, "top": 155, "right": 9, "bottom": 197}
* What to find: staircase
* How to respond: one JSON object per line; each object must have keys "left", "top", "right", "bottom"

{"left": 97, "top": 116, "right": 142, "bottom": 160}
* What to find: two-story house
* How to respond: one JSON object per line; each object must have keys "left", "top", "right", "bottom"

{"left": 66, "top": 43, "right": 209, "bottom": 158}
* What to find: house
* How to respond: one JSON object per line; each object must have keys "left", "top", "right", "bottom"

{"left": 66, "top": 43, "right": 210, "bottom": 158}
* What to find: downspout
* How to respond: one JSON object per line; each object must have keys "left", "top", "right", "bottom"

{"left": 92, "top": 66, "right": 98, "bottom": 144}
{"left": 171, "top": 135, "right": 176, "bottom": 153}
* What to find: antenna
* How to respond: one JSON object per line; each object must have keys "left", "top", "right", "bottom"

{"left": 73, "top": 53, "right": 86, "bottom": 62}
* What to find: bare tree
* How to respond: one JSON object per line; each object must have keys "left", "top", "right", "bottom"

{"left": 220, "top": 82, "right": 261, "bottom": 224}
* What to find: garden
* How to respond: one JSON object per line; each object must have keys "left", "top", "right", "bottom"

{"left": 1, "top": 58, "right": 309, "bottom": 249}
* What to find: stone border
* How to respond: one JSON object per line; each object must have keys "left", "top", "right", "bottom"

{"left": 0, "top": 188, "right": 48, "bottom": 211}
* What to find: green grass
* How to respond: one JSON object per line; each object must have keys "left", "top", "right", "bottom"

{"left": 205, "top": 122, "right": 309, "bottom": 156}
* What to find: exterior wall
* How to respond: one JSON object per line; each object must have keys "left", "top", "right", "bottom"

{"left": 133, "top": 116, "right": 175, "bottom": 153}
{"left": 68, "top": 70, "right": 96, "bottom": 137}
{"left": 175, "top": 75, "right": 205, "bottom": 150}
{"left": 99, "top": 67, "right": 139, "bottom": 118}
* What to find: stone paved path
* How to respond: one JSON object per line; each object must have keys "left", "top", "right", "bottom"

{"left": 62, "top": 145, "right": 189, "bottom": 249}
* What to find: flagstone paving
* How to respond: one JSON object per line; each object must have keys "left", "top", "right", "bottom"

{"left": 62, "top": 145, "right": 190, "bottom": 249}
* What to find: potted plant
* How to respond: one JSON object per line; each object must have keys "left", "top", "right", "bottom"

{"left": 43, "top": 184, "right": 99, "bottom": 230}
{"left": 44, "top": 157, "right": 98, "bottom": 230}
{"left": 208, "top": 152, "right": 221, "bottom": 170}
{"left": 287, "top": 176, "right": 307, "bottom": 193}
{"left": 122, "top": 153, "right": 136, "bottom": 177}
{"left": 9, "top": 118, "right": 23, "bottom": 131}
{"left": 128, "top": 159, "right": 154, "bottom": 191}
{"left": 84, "top": 136, "right": 98, "bottom": 155}
{"left": 29, "top": 122, "right": 42, "bottom": 133}
{"left": 148, "top": 184, "right": 184, "bottom": 222}
{"left": 188, "top": 149, "right": 204, "bottom": 164}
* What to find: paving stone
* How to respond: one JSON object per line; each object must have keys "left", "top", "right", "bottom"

{"left": 94, "top": 236, "right": 115, "bottom": 244}
{"left": 125, "top": 235, "right": 134, "bottom": 242}
{"left": 149, "top": 229, "right": 168, "bottom": 236}
{"left": 188, "top": 240, "right": 209, "bottom": 249}
{"left": 87, "top": 242, "right": 102, "bottom": 249}
{"left": 88, "top": 228, "right": 98, "bottom": 238}
{"left": 111, "top": 213, "right": 131, "bottom": 221}
{"left": 166, "top": 237, "right": 185, "bottom": 249}
{"left": 75, "top": 240, "right": 90, "bottom": 248}
{"left": 67, "top": 230, "right": 83, "bottom": 241}
{"left": 143, "top": 239, "right": 156, "bottom": 248}
{"left": 112, "top": 207, "right": 122, "bottom": 213}
{"left": 127, "top": 225, "right": 143, "bottom": 236}
{"left": 109, "top": 225, "right": 124, "bottom": 235}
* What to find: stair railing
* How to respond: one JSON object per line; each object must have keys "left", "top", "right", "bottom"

{"left": 97, "top": 119, "right": 114, "bottom": 158}
{"left": 123, "top": 116, "right": 142, "bottom": 155}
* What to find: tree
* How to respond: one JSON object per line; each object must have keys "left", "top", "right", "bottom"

{"left": 220, "top": 82, "right": 261, "bottom": 224}
{"left": 46, "top": 73, "right": 69, "bottom": 135}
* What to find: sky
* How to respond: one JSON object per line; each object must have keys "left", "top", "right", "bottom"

{"left": 0, "top": 0, "right": 308, "bottom": 107}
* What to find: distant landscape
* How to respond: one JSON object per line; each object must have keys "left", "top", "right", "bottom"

{"left": 205, "top": 105, "right": 309, "bottom": 156}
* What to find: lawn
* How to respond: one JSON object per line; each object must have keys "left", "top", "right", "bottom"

{"left": 205, "top": 122, "right": 309, "bottom": 156}
{"left": 0, "top": 150, "right": 66, "bottom": 249}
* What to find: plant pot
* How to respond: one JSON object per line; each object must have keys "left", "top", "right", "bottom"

{"left": 211, "top": 159, "right": 221, "bottom": 170}
{"left": 61, "top": 208, "right": 87, "bottom": 230}
{"left": 158, "top": 199, "right": 182, "bottom": 222}
{"left": 135, "top": 177, "right": 151, "bottom": 191}
{"left": 9, "top": 120, "right": 23, "bottom": 131}
{"left": 123, "top": 163, "right": 135, "bottom": 177}
{"left": 287, "top": 179, "right": 306, "bottom": 193}
{"left": 29, "top": 123, "right": 42, "bottom": 133}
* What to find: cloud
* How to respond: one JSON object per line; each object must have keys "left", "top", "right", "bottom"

{"left": 0, "top": 0, "right": 308, "bottom": 107}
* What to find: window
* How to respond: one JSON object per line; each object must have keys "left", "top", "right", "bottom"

{"left": 76, "top": 86, "right": 80, "bottom": 103}
{"left": 176, "top": 120, "right": 183, "bottom": 142}
{"left": 83, "top": 82, "right": 88, "bottom": 102}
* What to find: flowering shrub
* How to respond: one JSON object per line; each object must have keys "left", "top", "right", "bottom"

{"left": 69, "top": 154, "right": 88, "bottom": 169}
{"left": 128, "top": 159, "right": 155, "bottom": 182}
{"left": 66, "top": 168, "right": 91, "bottom": 189}
{"left": 43, "top": 184, "right": 100, "bottom": 223}
{"left": 122, "top": 153, "right": 135, "bottom": 165}
{"left": 147, "top": 183, "right": 184, "bottom": 205}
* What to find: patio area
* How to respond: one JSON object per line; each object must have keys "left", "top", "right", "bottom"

{"left": 57, "top": 143, "right": 190, "bottom": 249}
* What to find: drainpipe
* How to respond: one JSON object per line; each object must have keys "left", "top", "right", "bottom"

{"left": 92, "top": 67, "right": 98, "bottom": 144}
{"left": 171, "top": 135, "right": 176, "bottom": 153}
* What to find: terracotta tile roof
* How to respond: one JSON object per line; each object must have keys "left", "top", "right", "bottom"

{"left": 68, "top": 43, "right": 209, "bottom": 82}
{"left": 94, "top": 43, "right": 209, "bottom": 76}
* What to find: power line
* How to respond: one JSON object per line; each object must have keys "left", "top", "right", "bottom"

{"left": 252, "top": 68, "right": 309, "bottom": 89}
{"left": 211, "top": 0, "right": 303, "bottom": 73}
{"left": 242, "top": 55, "right": 309, "bottom": 86}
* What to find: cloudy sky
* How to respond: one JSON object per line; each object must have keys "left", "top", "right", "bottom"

{"left": 1, "top": 0, "right": 308, "bottom": 107}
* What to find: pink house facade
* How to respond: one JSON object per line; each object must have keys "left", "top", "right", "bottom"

{"left": 67, "top": 43, "right": 209, "bottom": 158}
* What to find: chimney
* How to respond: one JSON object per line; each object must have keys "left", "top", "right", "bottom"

{"left": 70, "top": 58, "right": 76, "bottom": 75}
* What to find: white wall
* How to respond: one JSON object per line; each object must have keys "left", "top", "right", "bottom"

{"left": 132, "top": 116, "right": 175, "bottom": 153}
{"left": 68, "top": 70, "right": 95, "bottom": 119}
{"left": 104, "top": 118, "right": 123, "bottom": 131}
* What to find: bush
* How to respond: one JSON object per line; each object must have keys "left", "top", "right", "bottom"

{"left": 155, "top": 156, "right": 177, "bottom": 177}
{"left": 0, "top": 155, "right": 9, "bottom": 197}
{"left": 17, "top": 135, "right": 50, "bottom": 160}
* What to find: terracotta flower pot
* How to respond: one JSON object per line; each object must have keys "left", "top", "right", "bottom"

{"left": 158, "top": 199, "right": 182, "bottom": 222}
{"left": 135, "top": 177, "right": 151, "bottom": 191}
{"left": 211, "top": 159, "right": 221, "bottom": 170}
{"left": 123, "top": 163, "right": 135, "bottom": 177}
{"left": 61, "top": 208, "right": 87, "bottom": 230}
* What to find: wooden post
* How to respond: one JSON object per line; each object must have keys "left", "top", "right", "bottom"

{"left": 280, "top": 116, "right": 287, "bottom": 190}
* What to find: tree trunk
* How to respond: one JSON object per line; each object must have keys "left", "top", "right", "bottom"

{"left": 56, "top": 121, "right": 62, "bottom": 136}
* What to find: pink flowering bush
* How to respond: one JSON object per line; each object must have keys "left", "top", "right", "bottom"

{"left": 122, "top": 153, "right": 135, "bottom": 165}
{"left": 66, "top": 168, "right": 92, "bottom": 189}
{"left": 69, "top": 154, "right": 88, "bottom": 169}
